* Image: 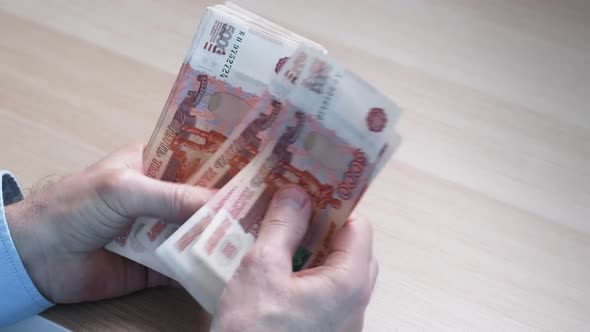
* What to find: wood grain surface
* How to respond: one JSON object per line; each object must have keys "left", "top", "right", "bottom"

{"left": 1, "top": 0, "right": 589, "bottom": 331}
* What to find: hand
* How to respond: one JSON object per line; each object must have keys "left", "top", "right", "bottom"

{"left": 5, "top": 143, "right": 214, "bottom": 303}
{"left": 211, "top": 185, "right": 378, "bottom": 332}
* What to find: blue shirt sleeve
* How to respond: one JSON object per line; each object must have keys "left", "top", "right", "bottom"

{"left": 0, "top": 171, "right": 53, "bottom": 327}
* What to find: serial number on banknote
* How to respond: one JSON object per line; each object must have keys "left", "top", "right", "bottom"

{"left": 220, "top": 29, "right": 245, "bottom": 79}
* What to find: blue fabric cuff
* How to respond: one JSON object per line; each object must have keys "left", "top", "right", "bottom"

{"left": 0, "top": 171, "right": 53, "bottom": 326}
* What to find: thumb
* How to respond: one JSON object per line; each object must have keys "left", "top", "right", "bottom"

{"left": 254, "top": 185, "right": 312, "bottom": 269}
{"left": 97, "top": 170, "right": 215, "bottom": 224}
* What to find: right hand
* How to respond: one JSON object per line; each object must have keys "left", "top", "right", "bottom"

{"left": 211, "top": 185, "right": 378, "bottom": 332}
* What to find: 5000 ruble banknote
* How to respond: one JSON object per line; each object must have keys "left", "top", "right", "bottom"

{"left": 158, "top": 46, "right": 401, "bottom": 311}
{"left": 106, "top": 3, "right": 324, "bottom": 275}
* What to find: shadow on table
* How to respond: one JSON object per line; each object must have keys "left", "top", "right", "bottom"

{"left": 42, "top": 288, "right": 211, "bottom": 331}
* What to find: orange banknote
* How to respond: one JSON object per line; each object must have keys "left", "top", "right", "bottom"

{"left": 106, "top": 3, "right": 324, "bottom": 275}
{"left": 161, "top": 46, "right": 401, "bottom": 311}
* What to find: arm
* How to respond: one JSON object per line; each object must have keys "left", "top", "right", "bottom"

{"left": 0, "top": 144, "right": 214, "bottom": 326}
{"left": 0, "top": 171, "right": 52, "bottom": 326}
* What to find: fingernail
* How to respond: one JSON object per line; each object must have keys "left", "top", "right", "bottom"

{"left": 275, "top": 185, "right": 309, "bottom": 208}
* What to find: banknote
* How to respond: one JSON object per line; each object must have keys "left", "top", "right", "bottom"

{"left": 184, "top": 47, "right": 401, "bottom": 304}
{"left": 156, "top": 148, "right": 275, "bottom": 312}
{"left": 154, "top": 168, "right": 243, "bottom": 310}
{"left": 153, "top": 47, "right": 315, "bottom": 280}
{"left": 155, "top": 94, "right": 292, "bottom": 278}
{"left": 106, "top": 3, "right": 325, "bottom": 275}
{"left": 146, "top": 66, "right": 261, "bottom": 183}
{"left": 154, "top": 52, "right": 303, "bottom": 295}
{"left": 184, "top": 47, "right": 312, "bottom": 189}
{"left": 145, "top": 7, "right": 322, "bottom": 184}
{"left": 155, "top": 49, "right": 322, "bottom": 310}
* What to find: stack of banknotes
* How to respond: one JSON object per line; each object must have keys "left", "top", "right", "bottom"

{"left": 105, "top": 2, "right": 401, "bottom": 312}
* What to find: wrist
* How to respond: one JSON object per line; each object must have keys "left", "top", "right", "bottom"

{"left": 5, "top": 199, "right": 55, "bottom": 302}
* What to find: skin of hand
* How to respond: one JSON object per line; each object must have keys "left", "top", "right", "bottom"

{"left": 4, "top": 143, "right": 214, "bottom": 304}
{"left": 211, "top": 185, "right": 379, "bottom": 332}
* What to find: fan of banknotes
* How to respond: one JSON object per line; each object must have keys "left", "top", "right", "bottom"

{"left": 105, "top": 2, "right": 401, "bottom": 312}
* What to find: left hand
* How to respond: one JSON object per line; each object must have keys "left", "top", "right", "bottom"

{"left": 5, "top": 143, "right": 214, "bottom": 303}
{"left": 211, "top": 185, "right": 378, "bottom": 332}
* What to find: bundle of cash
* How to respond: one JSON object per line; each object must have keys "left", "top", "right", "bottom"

{"left": 105, "top": 2, "right": 402, "bottom": 313}
{"left": 105, "top": 3, "right": 325, "bottom": 273}
{"left": 156, "top": 45, "right": 401, "bottom": 312}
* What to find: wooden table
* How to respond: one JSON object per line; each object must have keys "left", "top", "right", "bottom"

{"left": 1, "top": 0, "right": 589, "bottom": 331}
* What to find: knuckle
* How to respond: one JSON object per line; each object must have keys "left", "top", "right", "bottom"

{"left": 94, "top": 168, "right": 137, "bottom": 201}
{"left": 168, "top": 185, "right": 186, "bottom": 212}
{"left": 262, "top": 206, "right": 308, "bottom": 239}
{"left": 241, "top": 247, "right": 265, "bottom": 269}
{"left": 93, "top": 169, "right": 136, "bottom": 214}
{"left": 335, "top": 271, "right": 371, "bottom": 306}
{"left": 257, "top": 244, "right": 287, "bottom": 267}
{"left": 335, "top": 273, "right": 358, "bottom": 294}
{"left": 348, "top": 281, "right": 370, "bottom": 307}
{"left": 264, "top": 217, "right": 290, "bottom": 229}
{"left": 241, "top": 244, "right": 282, "bottom": 270}
{"left": 358, "top": 283, "right": 374, "bottom": 307}
{"left": 94, "top": 169, "right": 127, "bottom": 195}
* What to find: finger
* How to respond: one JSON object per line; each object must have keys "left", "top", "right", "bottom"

{"left": 351, "top": 211, "right": 374, "bottom": 258}
{"left": 90, "top": 143, "right": 145, "bottom": 171}
{"left": 322, "top": 214, "right": 373, "bottom": 271}
{"left": 98, "top": 170, "right": 215, "bottom": 224}
{"left": 254, "top": 185, "right": 311, "bottom": 266}
{"left": 125, "top": 173, "right": 215, "bottom": 223}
